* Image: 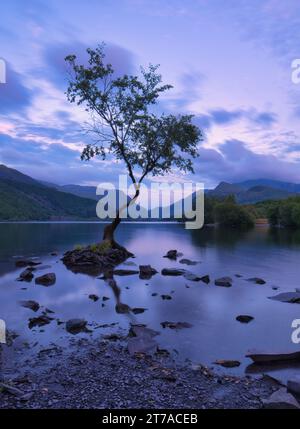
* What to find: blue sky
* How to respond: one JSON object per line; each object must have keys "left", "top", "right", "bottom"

{"left": 1, "top": 0, "right": 300, "bottom": 188}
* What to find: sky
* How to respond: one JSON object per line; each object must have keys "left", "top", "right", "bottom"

{"left": 1, "top": 0, "right": 300, "bottom": 188}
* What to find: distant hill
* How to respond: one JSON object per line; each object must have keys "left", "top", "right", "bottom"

{"left": 236, "top": 179, "right": 300, "bottom": 194}
{"left": 0, "top": 165, "right": 97, "bottom": 221}
{"left": 208, "top": 180, "right": 297, "bottom": 204}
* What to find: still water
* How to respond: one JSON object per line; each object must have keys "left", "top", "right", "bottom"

{"left": 1, "top": 222, "right": 300, "bottom": 380}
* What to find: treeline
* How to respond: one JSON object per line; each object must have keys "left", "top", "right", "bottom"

{"left": 264, "top": 196, "right": 300, "bottom": 228}
{"left": 205, "top": 195, "right": 254, "bottom": 227}
{"left": 204, "top": 195, "right": 300, "bottom": 229}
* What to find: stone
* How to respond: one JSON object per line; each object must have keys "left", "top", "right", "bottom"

{"left": 17, "top": 268, "right": 34, "bottom": 282}
{"left": 200, "top": 275, "right": 210, "bottom": 284}
{"left": 163, "top": 250, "right": 178, "bottom": 260}
{"left": 28, "top": 315, "right": 53, "bottom": 329}
{"left": 268, "top": 292, "right": 300, "bottom": 303}
{"left": 131, "top": 308, "right": 147, "bottom": 314}
{"left": 113, "top": 269, "right": 139, "bottom": 276}
{"left": 161, "top": 268, "right": 185, "bottom": 276}
{"left": 246, "top": 349, "right": 300, "bottom": 363}
{"left": 287, "top": 376, "right": 300, "bottom": 395}
{"left": 247, "top": 277, "right": 266, "bottom": 285}
{"left": 161, "top": 295, "right": 172, "bottom": 300}
{"left": 15, "top": 260, "right": 41, "bottom": 268}
{"left": 215, "top": 277, "right": 232, "bottom": 287}
{"left": 263, "top": 388, "right": 300, "bottom": 409}
{"left": 214, "top": 360, "right": 241, "bottom": 368}
{"left": 20, "top": 300, "right": 40, "bottom": 312}
{"left": 88, "top": 294, "right": 99, "bottom": 302}
{"left": 236, "top": 315, "right": 254, "bottom": 323}
{"left": 139, "top": 265, "right": 158, "bottom": 279}
{"left": 66, "top": 319, "right": 89, "bottom": 334}
{"left": 161, "top": 321, "right": 193, "bottom": 330}
{"left": 35, "top": 273, "right": 56, "bottom": 286}
{"left": 183, "top": 272, "right": 202, "bottom": 281}
{"left": 179, "top": 258, "right": 198, "bottom": 266}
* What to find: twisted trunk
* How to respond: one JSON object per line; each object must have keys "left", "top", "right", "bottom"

{"left": 102, "top": 187, "right": 140, "bottom": 247}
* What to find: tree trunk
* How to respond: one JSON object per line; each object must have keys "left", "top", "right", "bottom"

{"left": 102, "top": 187, "right": 140, "bottom": 247}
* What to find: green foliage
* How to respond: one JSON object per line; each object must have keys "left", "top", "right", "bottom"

{"left": 0, "top": 179, "right": 97, "bottom": 221}
{"left": 264, "top": 196, "right": 300, "bottom": 228}
{"left": 203, "top": 196, "right": 254, "bottom": 227}
{"left": 89, "top": 241, "right": 111, "bottom": 254}
{"left": 65, "top": 44, "right": 202, "bottom": 186}
{"left": 74, "top": 244, "right": 83, "bottom": 251}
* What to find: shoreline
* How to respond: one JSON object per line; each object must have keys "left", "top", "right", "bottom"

{"left": 0, "top": 334, "right": 278, "bottom": 409}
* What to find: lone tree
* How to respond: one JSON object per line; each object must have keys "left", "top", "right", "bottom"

{"left": 65, "top": 45, "right": 202, "bottom": 247}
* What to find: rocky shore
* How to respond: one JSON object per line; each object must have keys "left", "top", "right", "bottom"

{"left": 0, "top": 334, "right": 279, "bottom": 409}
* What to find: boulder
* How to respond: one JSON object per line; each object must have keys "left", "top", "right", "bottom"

{"left": 161, "top": 268, "right": 185, "bottom": 276}
{"left": 35, "top": 273, "right": 56, "bottom": 287}
{"left": 139, "top": 265, "right": 158, "bottom": 279}
{"left": 17, "top": 268, "right": 34, "bottom": 282}
{"left": 65, "top": 319, "right": 89, "bottom": 335}
{"left": 263, "top": 388, "right": 300, "bottom": 409}
{"left": 215, "top": 277, "right": 232, "bottom": 287}
{"left": 236, "top": 315, "right": 254, "bottom": 323}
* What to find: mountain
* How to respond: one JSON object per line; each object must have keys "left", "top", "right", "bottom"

{"left": 236, "top": 179, "right": 300, "bottom": 194}
{"left": 208, "top": 180, "right": 297, "bottom": 204}
{"left": 0, "top": 165, "right": 97, "bottom": 221}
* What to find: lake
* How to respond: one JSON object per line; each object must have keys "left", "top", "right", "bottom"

{"left": 1, "top": 222, "right": 300, "bottom": 382}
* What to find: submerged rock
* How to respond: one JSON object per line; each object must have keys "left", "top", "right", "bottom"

{"left": 65, "top": 319, "right": 89, "bottom": 335}
{"left": 128, "top": 324, "right": 159, "bottom": 356}
{"left": 113, "top": 269, "right": 139, "bottom": 276}
{"left": 246, "top": 349, "right": 300, "bottom": 364}
{"left": 199, "top": 275, "right": 210, "bottom": 284}
{"left": 88, "top": 294, "right": 99, "bottom": 302}
{"left": 179, "top": 258, "right": 198, "bottom": 266}
{"left": 35, "top": 273, "right": 56, "bottom": 287}
{"left": 131, "top": 308, "right": 147, "bottom": 314}
{"left": 15, "top": 259, "right": 41, "bottom": 268}
{"left": 236, "top": 315, "right": 254, "bottom": 323}
{"left": 268, "top": 292, "right": 300, "bottom": 303}
{"left": 20, "top": 300, "right": 40, "bottom": 312}
{"left": 161, "top": 321, "right": 193, "bottom": 330}
{"left": 215, "top": 277, "right": 232, "bottom": 287}
{"left": 161, "top": 294, "right": 172, "bottom": 300}
{"left": 183, "top": 272, "right": 202, "bottom": 281}
{"left": 263, "top": 388, "right": 300, "bottom": 409}
{"left": 161, "top": 268, "right": 185, "bottom": 276}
